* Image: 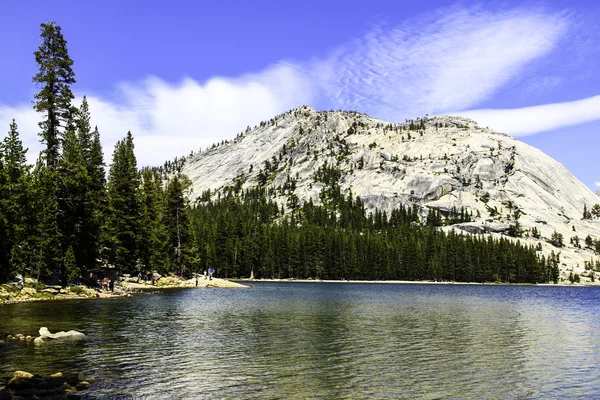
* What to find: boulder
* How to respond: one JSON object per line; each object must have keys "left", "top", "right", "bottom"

{"left": 12, "top": 371, "right": 33, "bottom": 380}
{"left": 75, "top": 381, "right": 90, "bottom": 390}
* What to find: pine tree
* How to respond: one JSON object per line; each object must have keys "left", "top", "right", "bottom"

{"left": 139, "top": 169, "right": 169, "bottom": 275}
{"left": 57, "top": 116, "right": 87, "bottom": 282}
{"left": 0, "top": 120, "right": 32, "bottom": 278}
{"left": 107, "top": 132, "right": 141, "bottom": 273}
{"left": 74, "top": 98, "right": 105, "bottom": 275}
{"left": 164, "top": 175, "right": 192, "bottom": 275}
{"left": 30, "top": 157, "right": 62, "bottom": 282}
{"left": 0, "top": 132, "right": 9, "bottom": 282}
{"left": 89, "top": 126, "right": 107, "bottom": 271}
{"left": 33, "top": 22, "right": 76, "bottom": 171}
{"left": 31, "top": 21, "right": 76, "bottom": 284}
{"left": 64, "top": 245, "right": 78, "bottom": 284}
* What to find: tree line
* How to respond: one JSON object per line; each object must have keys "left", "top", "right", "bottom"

{"left": 185, "top": 188, "right": 557, "bottom": 283}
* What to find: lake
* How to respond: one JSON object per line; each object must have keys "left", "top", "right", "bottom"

{"left": 1, "top": 282, "right": 600, "bottom": 399}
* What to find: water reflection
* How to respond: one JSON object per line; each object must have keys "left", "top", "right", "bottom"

{"left": 1, "top": 284, "right": 600, "bottom": 398}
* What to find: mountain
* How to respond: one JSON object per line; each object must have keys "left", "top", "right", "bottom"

{"left": 178, "top": 106, "right": 600, "bottom": 283}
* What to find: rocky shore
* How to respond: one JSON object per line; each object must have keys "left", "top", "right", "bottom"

{"left": 0, "top": 284, "right": 128, "bottom": 305}
{"left": 120, "top": 276, "right": 248, "bottom": 290}
{"left": 0, "top": 370, "right": 92, "bottom": 400}
{"left": 0, "top": 275, "right": 247, "bottom": 305}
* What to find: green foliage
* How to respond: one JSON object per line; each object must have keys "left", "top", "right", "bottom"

{"left": 64, "top": 245, "right": 78, "bottom": 284}
{"left": 33, "top": 21, "right": 76, "bottom": 171}
{"left": 426, "top": 206, "right": 471, "bottom": 227}
{"left": 592, "top": 204, "right": 600, "bottom": 219}
{"left": 138, "top": 169, "right": 169, "bottom": 275}
{"left": 480, "top": 192, "right": 490, "bottom": 203}
{"left": 568, "top": 272, "right": 580, "bottom": 284}
{"left": 583, "top": 203, "right": 593, "bottom": 220}
{"left": 164, "top": 175, "right": 192, "bottom": 274}
{"left": 187, "top": 188, "right": 546, "bottom": 283}
{"left": 0, "top": 120, "right": 33, "bottom": 281}
{"left": 106, "top": 132, "right": 142, "bottom": 274}
{"left": 507, "top": 221, "right": 522, "bottom": 238}
{"left": 548, "top": 231, "right": 564, "bottom": 248}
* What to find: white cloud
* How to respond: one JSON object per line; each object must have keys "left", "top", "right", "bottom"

{"left": 0, "top": 104, "right": 40, "bottom": 159}
{"left": 595, "top": 181, "right": 600, "bottom": 188}
{"left": 0, "top": 7, "right": 575, "bottom": 166}
{"left": 457, "top": 94, "right": 600, "bottom": 136}
{"left": 0, "top": 63, "right": 312, "bottom": 167}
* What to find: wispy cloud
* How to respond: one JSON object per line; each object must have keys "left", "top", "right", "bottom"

{"left": 595, "top": 182, "right": 600, "bottom": 188}
{"left": 311, "top": 7, "right": 569, "bottom": 121}
{"left": 0, "top": 6, "right": 578, "bottom": 166}
{"left": 457, "top": 94, "right": 600, "bottom": 136}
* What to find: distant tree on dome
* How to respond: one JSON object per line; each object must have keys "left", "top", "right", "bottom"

{"left": 548, "top": 230, "right": 564, "bottom": 248}
{"left": 591, "top": 204, "right": 600, "bottom": 219}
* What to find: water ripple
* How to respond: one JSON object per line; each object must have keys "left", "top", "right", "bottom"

{"left": 2, "top": 284, "right": 600, "bottom": 398}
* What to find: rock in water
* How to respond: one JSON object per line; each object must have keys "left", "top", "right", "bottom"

{"left": 35, "top": 327, "right": 85, "bottom": 344}
{"left": 12, "top": 371, "right": 33, "bottom": 379}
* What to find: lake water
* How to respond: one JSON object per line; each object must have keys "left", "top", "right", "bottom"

{"left": 1, "top": 282, "right": 600, "bottom": 399}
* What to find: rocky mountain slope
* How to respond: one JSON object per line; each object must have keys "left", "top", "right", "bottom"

{"left": 179, "top": 106, "right": 600, "bottom": 283}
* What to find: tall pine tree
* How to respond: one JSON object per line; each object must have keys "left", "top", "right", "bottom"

{"left": 57, "top": 116, "right": 87, "bottom": 283}
{"left": 164, "top": 175, "right": 191, "bottom": 275}
{"left": 0, "top": 120, "right": 32, "bottom": 278}
{"left": 107, "top": 132, "right": 141, "bottom": 274}
{"left": 33, "top": 21, "right": 76, "bottom": 170}
{"left": 74, "top": 97, "right": 105, "bottom": 275}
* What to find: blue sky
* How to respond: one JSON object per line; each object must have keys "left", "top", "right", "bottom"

{"left": 1, "top": 0, "right": 599, "bottom": 190}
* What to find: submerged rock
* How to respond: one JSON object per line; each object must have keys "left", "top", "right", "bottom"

{"left": 0, "top": 370, "right": 92, "bottom": 399}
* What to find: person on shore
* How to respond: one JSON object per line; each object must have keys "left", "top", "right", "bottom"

{"left": 109, "top": 278, "right": 114, "bottom": 292}
{"left": 203, "top": 270, "right": 207, "bottom": 280}
{"left": 195, "top": 276, "right": 199, "bottom": 287}
{"left": 102, "top": 277, "right": 109, "bottom": 291}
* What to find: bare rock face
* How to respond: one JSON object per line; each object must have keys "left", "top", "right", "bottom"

{"left": 178, "top": 106, "right": 600, "bottom": 282}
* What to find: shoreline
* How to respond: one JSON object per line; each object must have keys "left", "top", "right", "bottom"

{"left": 235, "top": 278, "right": 599, "bottom": 288}
{"left": 0, "top": 277, "right": 248, "bottom": 306}
{"left": 2, "top": 276, "right": 595, "bottom": 306}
